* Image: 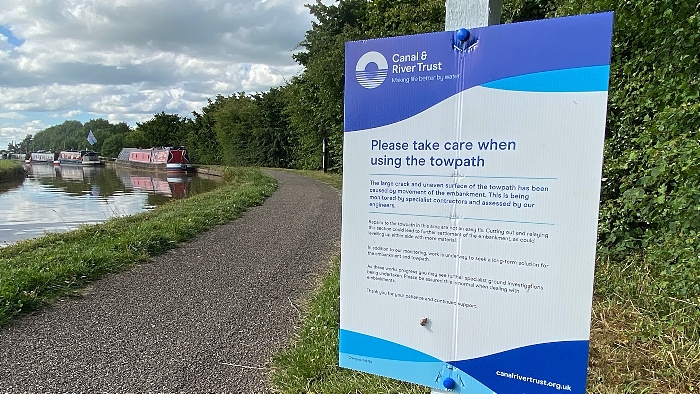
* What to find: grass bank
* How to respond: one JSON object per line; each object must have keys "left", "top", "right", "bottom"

{"left": 0, "top": 167, "right": 276, "bottom": 326}
{"left": 588, "top": 258, "right": 700, "bottom": 392}
{"left": 271, "top": 171, "right": 699, "bottom": 393}
{"left": 0, "top": 160, "right": 25, "bottom": 183}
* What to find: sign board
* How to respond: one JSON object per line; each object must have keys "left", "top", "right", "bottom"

{"left": 340, "top": 13, "right": 614, "bottom": 394}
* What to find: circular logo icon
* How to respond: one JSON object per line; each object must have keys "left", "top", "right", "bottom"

{"left": 356, "top": 51, "right": 388, "bottom": 89}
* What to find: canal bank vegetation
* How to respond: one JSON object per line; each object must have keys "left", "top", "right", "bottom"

{"left": 0, "top": 167, "right": 276, "bottom": 326}
{"left": 0, "top": 160, "right": 25, "bottom": 183}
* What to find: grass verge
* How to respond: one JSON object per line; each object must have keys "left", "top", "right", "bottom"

{"left": 0, "top": 167, "right": 276, "bottom": 326}
{"left": 0, "top": 160, "right": 25, "bottom": 183}
{"left": 587, "top": 257, "right": 700, "bottom": 392}
{"left": 271, "top": 170, "right": 699, "bottom": 393}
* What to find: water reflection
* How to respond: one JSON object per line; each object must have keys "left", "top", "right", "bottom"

{"left": 0, "top": 176, "right": 24, "bottom": 194}
{"left": 0, "top": 164, "right": 220, "bottom": 247}
{"left": 115, "top": 168, "right": 192, "bottom": 206}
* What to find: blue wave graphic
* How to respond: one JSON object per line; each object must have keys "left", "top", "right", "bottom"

{"left": 339, "top": 330, "right": 589, "bottom": 393}
{"left": 449, "top": 341, "right": 590, "bottom": 393}
{"left": 481, "top": 66, "right": 610, "bottom": 92}
{"left": 339, "top": 329, "right": 439, "bottom": 362}
{"left": 340, "top": 353, "right": 495, "bottom": 393}
{"left": 339, "top": 330, "right": 495, "bottom": 392}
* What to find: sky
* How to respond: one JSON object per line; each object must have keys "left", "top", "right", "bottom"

{"left": 0, "top": 0, "right": 321, "bottom": 150}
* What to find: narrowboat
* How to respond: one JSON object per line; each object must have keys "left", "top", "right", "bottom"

{"left": 58, "top": 150, "right": 102, "bottom": 166}
{"left": 116, "top": 147, "right": 193, "bottom": 173}
{"left": 9, "top": 153, "right": 27, "bottom": 161}
{"left": 29, "top": 151, "right": 57, "bottom": 163}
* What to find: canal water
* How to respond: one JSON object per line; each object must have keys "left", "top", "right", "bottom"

{"left": 0, "top": 163, "right": 221, "bottom": 247}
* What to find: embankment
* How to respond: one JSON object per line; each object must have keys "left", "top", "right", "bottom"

{"left": 0, "top": 161, "right": 26, "bottom": 183}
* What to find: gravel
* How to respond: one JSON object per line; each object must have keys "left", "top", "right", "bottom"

{"left": 0, "top": 170, "right": 341, "bottom": 394}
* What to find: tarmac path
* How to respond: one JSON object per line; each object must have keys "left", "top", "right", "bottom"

{"left": 0, "top": 170, "right": 342, "bottom": 393}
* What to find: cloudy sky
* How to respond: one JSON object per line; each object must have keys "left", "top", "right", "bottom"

{"left": 0, "top": 0, "right": 321, "bottom": 149}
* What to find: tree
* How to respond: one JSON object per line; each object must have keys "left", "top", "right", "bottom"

{"left": 32, "top": 120, "right": 83, "bottom": 151}
{"left": 18, "top": 134, "right": 33, "bottom": 154}
{"left": 135, "top": 112, "right": 187, "bottom": 147}
{"left": 285, "top": 0, "right": 445, "bottom": 170}
{"left": 255, "top": 87, "right": 294, "bottom": 168}
{"left": 286, "top": 0, "right": 368, "bottom": 170}
{"left": 186, "top": 96, "right": 227, "bottom": 165}
{"left": 124, "top": 129, "right": 150, "bottom": 148}
{"left": 82, "top": 118, "right": 114, "bottom": 152}
{"left": 502, "top": 0, "right": 560, "bottom": 22}
{"left": 100, "top": 134, "right": 126, "bottom": 158}
{"left": 214, "top": 93, "right": 262, "bottom": 166}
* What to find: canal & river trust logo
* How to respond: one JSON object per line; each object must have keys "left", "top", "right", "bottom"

{"left": 356, "top": 51, "right": 388, "bottom": 89}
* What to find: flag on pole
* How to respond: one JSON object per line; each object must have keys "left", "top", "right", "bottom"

{"left": 87, "top": 130, "right": 97, "bottom": 145}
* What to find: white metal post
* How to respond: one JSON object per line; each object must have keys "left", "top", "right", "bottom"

{"left": 445, "top": 0, "right": 503, "bottom": 31}
{"left": 435, "top": 4, "right": 504, "bottom": 394}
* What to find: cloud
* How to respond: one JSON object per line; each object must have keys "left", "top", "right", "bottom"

{"left": 0, "top": 0, "right": 317, "bottom": 149}
{"left": 0, "top": 119, "right": 47, "bottom": 146}
{"left": 241, "top": 63, "right": 288, "bottom": 91}
{"left": 0, "top": 112, "right": 25, "bottom": 120}
{"left": 54, "top": 110, "right": 83, "bottom": 118}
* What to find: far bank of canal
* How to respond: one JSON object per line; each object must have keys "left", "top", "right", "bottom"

{"left": 0, "top": 160, "right": 25, "bottom": 184}
{"left": 0, "top": 162, "right": 221, "bottom": 247}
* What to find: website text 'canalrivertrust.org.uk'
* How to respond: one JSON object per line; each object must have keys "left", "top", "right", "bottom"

{"left": 496, "top": 370, "right": 572, "bottom": 391}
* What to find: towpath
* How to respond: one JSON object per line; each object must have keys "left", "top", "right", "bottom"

{"left": 0, "top": 170, "right": 342, "bottom": 393}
